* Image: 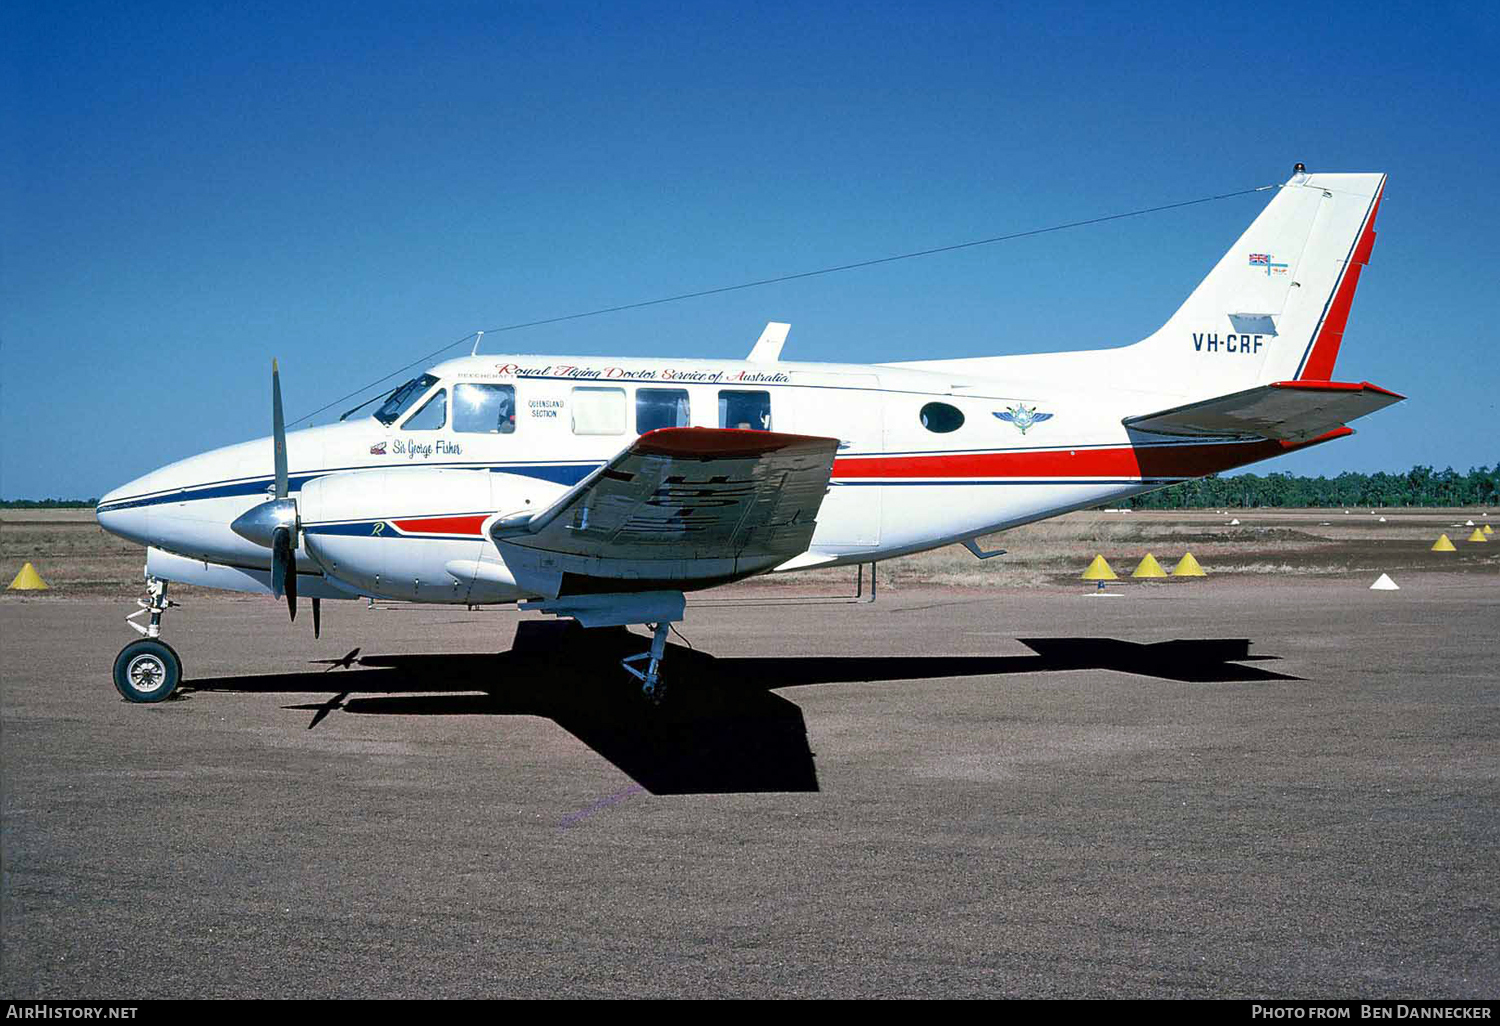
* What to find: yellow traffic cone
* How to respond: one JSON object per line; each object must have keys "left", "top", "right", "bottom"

{"left": 1466, "top": 528, "right": 1487, "bottom": 543}
{"left": 1431, "top": 534, "right": 1457, "bottom": 552}
{"left": 1484, "top": 524, "right": 1494, "bottom": 536}
{"left": 7, "top": 562, "right": 49, "bottom": 590}
{"left": 1132, "top": 553, "right": 1167, "bottom": 578}
{"left": 1082, "top": 555, "right": 1118, "bottom": 580}
{"left": 1171, "top": 552, "right": 1207, "bottom": 577}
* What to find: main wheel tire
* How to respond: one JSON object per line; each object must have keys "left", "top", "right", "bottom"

{"left": 113, "top": 639, "right": 182, "bottom": 703}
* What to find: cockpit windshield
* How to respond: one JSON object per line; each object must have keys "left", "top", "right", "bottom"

{"left": 373, "top": 374, "right": 439, "bottom": 426}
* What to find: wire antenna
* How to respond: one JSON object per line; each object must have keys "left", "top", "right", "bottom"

{"left": 288, "top": 182, "right": 1274, "bottom": 426}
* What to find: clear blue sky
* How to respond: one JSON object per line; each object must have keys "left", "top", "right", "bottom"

{"left": 4, "top": 1, "right": 1496, "bottom": 498}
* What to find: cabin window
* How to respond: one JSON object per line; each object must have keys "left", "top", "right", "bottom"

{"left": 403, "top": 389, "right": 447, "bottom": 430}
{"left": 453, "top": 383, "right": 516, "bottom": 434}
{"left": 919, "top": 401, "right": 964, "bottom": 433}
{"left": 571, "top": 387, "right": 627, "bottom": 435}
{"left": 375, "top": 374, "right": 438, "bottom": 425}
{"left": 719, "top": 390, "right": 772, "bottom": 431}
{"left": 636, "top": 388, "right": 690, "bottom": 434}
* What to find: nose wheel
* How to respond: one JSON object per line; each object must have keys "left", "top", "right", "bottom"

{"left": 113, "top": 574, "right": 183, "bottom": 702}
{"left": 113, "top": 638, "right": 182, "bottom": 703}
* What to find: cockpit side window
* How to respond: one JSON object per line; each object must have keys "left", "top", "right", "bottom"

{"left": 453, "top": 383, "right": 516, "bottom": 434}
{"left": 402, "top": 389, "right": 447, "bottom": 430}
{"left": 375, "top": 374, "right": 439, "bottom": 426}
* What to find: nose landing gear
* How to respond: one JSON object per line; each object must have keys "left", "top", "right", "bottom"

{"left": 113, "top": 575, "right": 182, "bottom": 703}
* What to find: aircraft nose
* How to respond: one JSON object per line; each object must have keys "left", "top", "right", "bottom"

{"left": 96, "top": 478, "right": 155, "bottom": 547}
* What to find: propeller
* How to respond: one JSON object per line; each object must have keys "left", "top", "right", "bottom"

{"left": 230, "top": 359, "right": 314, "bottom": 632}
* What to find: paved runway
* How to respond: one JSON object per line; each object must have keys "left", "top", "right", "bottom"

{"left": 2, "top": 574, "right": 1496, "bottom": 998}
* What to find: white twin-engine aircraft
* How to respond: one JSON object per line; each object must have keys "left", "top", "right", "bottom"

{"left": 98, "top": 166, "right": 1401, "bottom": 703}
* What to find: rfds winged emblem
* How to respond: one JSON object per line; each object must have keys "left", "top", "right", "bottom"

{"left": 994, "top": 404, "right": 1053, "bottom": 434}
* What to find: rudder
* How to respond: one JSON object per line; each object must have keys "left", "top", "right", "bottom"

{"left": 1130, "top": 167, "right": 1385, "bottom": 398}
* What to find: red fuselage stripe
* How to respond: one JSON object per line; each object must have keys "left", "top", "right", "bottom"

{"left": 381, "top": 433, "right": 1352, "bottom": 538}
{"left": 830, "top": 433, "right": 1346, "bottom": 480}
{"left": 390, "top": 514, "right": 490, "bottom": 535}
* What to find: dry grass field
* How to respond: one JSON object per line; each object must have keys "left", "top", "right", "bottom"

{"left": 3, "top": 505, "right": 1496, "bottom": 600}
{"left": 862, "top": 506, "right": 1500, "bottom": 589}
{"left": 2, "top": 509, "right": 152, "bottom": 597}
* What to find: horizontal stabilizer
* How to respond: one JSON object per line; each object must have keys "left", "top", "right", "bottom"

{"left": 1125, "top": 380, "right": 1404, "bottom": 442}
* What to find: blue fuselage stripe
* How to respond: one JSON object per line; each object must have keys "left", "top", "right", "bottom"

{"left": 96, "top": 462, "right": 601, "bottom": 512}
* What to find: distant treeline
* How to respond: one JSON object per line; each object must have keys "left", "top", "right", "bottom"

{"left": 3, "top": 463, "right": 1498, "bottom": 511}
{"left": 1, "top": 499, "right": 99, "bottom": 508}
{"left": 1123, "top": 464, "right": 1499, "bottom": 509}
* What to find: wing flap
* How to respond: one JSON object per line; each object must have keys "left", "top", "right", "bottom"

{"left": 1124, "top": 380, "right": 1404, "bottom": 442}
{"left": 493, "top": 427, "right": 839, "bottom": 589}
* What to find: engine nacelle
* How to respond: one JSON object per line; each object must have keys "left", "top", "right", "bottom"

{"left": 298, "top": 467, "right": 558, "bottom": 603}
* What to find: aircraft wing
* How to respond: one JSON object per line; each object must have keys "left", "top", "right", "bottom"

{"left": 491, "top": 427, "right": 839, "bottom": 592}
{"left": 1124, "top": 380, "right": 1404, "bottom": 442}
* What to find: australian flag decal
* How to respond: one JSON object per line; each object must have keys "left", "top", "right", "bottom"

{"left": 1248, "top": 252, "right": 1288, "bottom": 276}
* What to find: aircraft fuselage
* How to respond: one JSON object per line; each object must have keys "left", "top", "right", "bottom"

{"left": 96, "top": 350, "right": 1328, "bottom": 605}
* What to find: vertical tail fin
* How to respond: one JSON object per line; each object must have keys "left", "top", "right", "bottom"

{"left": 1131, "top": 168, "right": 1385, "bottom": 397}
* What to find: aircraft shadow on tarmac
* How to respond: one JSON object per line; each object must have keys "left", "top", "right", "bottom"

{"left": 182, "top": 622, "right": 1299, "bottom": 795}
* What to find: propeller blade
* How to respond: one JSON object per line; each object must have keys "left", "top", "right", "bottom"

{"left": 284, "top": 545, "right": 298, "bottom": 622}
{"left": 270, "top": 526, "right": 288, "bottom": 598}
{"left": 312, "top": 597, "right": 321, "bottom": 639}
{"left": 271, "top": 524, "right": 296, "bottom": 626}
{"left": 272, "top": 359, "right": 289, "bottom": 500}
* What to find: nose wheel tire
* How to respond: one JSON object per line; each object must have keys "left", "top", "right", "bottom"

{"left": 113, "top": 639, "right": 183, "bottom": 703}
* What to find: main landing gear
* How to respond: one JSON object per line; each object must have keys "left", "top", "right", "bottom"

{"left": 112, "top": 575, "right": 182, "bottom": 703}
{"left": 621, "top": 621, "right": 671, "bottom": 704}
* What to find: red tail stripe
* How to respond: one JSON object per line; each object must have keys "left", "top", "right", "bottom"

{"left": 1299, "top": 183, "right": 1383, "bottom": 382}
